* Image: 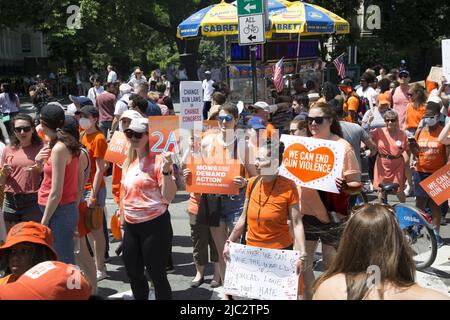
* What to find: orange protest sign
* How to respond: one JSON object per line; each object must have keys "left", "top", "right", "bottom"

{"left": 148, "top": 116, "right": 180, "bottom": 155}
{"left": 419, "top": 163, "right": 450, "bottom": 205}
{"left": 186, "top": 160, "right": 241, "bottom": 195}
{"left": 279, "top": 135, "right": 344, "bottom": 193}
{"left": 104, "top": 131, "right": 129, "bottom": 165}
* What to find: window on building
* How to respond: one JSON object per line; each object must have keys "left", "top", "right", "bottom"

{"left": 21, "top": 33, "right": 31, "bottom": 53}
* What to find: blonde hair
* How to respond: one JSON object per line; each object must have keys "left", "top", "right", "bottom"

{"left": 148, "top": 91, "right": 160, "bottom": 102}
{"left": 122, "top": 138, "right": 150, "bottom": 174}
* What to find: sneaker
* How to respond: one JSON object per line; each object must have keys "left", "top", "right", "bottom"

{"left": 436, "top": 234, "right": 445, "bottom": 249}
{"left": 166, "top": 265, "right": 175, "bottom": 274}
{"left": 97, "top": 270, "right": 108, "bottom": 281}
{"left": 404, "top": 185, "right": 414, "bottom": 197}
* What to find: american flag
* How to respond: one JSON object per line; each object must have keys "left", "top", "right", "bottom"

{"left": 333, "top": 53, "right": 346, "bottom": 79}
{"left": 273, "top": 57, "right": 284, "bottom": 93}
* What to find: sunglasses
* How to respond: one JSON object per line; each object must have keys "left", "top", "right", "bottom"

{"left": 399, "top": 74, "right": 409, "bottom": 79}
{"left": 217, "top": 115, "right": 234, "bottom": 122}
{"left": 124, "top": 129, "right": 145, "bottom": 139}
{"left": 14, "top": 126, "right": 32, "bottom": 133}
{"left": 385, "top": 118, "right": 397, "bottom": 123}
{"left": 307, "top": 116, "right": 330, "bottom": 125}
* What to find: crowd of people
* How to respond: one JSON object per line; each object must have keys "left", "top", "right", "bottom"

{"left": 0, "top": 62, "right": 449, "bottom": 300}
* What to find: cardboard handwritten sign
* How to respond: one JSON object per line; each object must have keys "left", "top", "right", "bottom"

{"left": 104, "top": 131, "right": 129, "bottom": 166}
{"left": 224, "top": 243, "right": 299, "bottom": 300}
{"left": 279, "top": 135, "right": 345, "bottom": 193}
{"left": 186, "top": 160, "right": 241, "bottom": 195}
{"left": 148, "top": 116, "right": 180, "bottom": 155}
{"left": 419, "top": 163, "right": 450, "bottom": 205}
{"left": 443, "top": 39, "right": 450, "bottom": 81}
{"left": 180, "top": 81, "right": 203, "bottom": 130}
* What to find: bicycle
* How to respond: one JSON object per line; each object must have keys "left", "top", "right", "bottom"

{"left": 243, "top": 24, "right": 259, "bottom": 34}
{"left": 355, "top": 183, "right": 438, "bottom": 270}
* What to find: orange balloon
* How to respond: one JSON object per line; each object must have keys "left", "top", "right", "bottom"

{"left": 110, "top": 214, "right": 122, "bottom": 241}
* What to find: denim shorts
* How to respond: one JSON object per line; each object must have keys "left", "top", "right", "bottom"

{"left": 219, "top": 187, "right": 245, "bottom": 227}
{"left": 40, "top": 202, "right": 78, "bottom": 264}
{"left": 413, "top": 171, "right": 433, "bottom": 198}
{"left": 83, "top": 188, "right": 107, "bottom": 207}
{"left": 3, "top": 192, "right": 42, "bottom": 223}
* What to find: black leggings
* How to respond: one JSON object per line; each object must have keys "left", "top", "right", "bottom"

{"left": 123, "top": 211, "right": 173, "bottom": 300}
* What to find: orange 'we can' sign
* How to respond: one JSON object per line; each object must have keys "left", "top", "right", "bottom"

{"left": 279, "top": 135, "right": 345, "bottom": 193}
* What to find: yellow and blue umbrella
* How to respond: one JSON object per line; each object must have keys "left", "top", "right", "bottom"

{"left": 177, "top": 0, "right": 290, "bottom": 38}
{"left": 269, "top": 1, "right": 350, "bottom": 35}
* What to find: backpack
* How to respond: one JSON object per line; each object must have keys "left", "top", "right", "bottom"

{"left": 318, "top": 189, "right": 350, "bottom": 218}
{"left": 356, "top": 96, "right": 370, "bottom": 121}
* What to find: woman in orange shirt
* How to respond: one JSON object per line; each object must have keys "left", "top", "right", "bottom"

{"left": 223, "top": 141, "right": 306, "bottom": 299}
{"left": 405, "top": 84, "right": 427, "bottom": 135}
{"left": 412, "top": 102, "right": 448, "bottom": 241}
{"left": 0, "top": 222, "right": 57, "bottom": 285}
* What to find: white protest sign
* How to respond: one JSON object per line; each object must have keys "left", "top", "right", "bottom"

{"left": 224, "top": 243, "right": 299, "bottom": 300}
{"left": 443, "top": 39, "right": 450, "bottom": 81}
{"left": 179, "top": 81, "right": 203, "bottom": 130}
{"left": 279, "top": 135, "right": 345, "bottom": 193}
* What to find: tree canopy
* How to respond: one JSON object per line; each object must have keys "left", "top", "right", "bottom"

{"left": 0, "top": 0, "right": 448, "bottom": 79}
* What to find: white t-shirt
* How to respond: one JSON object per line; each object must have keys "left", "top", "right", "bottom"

{"left": 128, "top": 76, "right": 147, "bottom": 90}
{"left": 0, "top": 93, "right": 20, "bottom": 114}
{"left": 356, "top": 86, "right": 378, "bottom": 109}
{"left": 362, "top": 107, "right": 386, "bottom": 129}
{"left": 87, "top": 86, "right": 105, "bottom": 107}
{"left": 202, "top": 79, "right": 215, "bottom": 102}
{"left": 107, "top": 70, "right": 118, "bottom": 83}
{"left": 114, "top": 93, "right": 131, "bottom": 116}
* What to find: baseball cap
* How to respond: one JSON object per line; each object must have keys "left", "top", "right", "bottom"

{"left": 248, "top": 116, "right": 267, "bottom": 130}
{"left": 378, "top": 94, "right": 391, "bottom": 106}
{"left": 340, "top": 78, "right": 353, "bottom": 87}
{"left": 119, "top": 83, "right": 132, "bottom": 94}
{"left": 251, "top": 101, "right": 277, "bottom": 114}
{"left": 294, "top": 112, "right": 309, "bottom": 121}
{"left": 0, "top": 221, "right": 57, "bottom": 260}
{"left": 80, "top": 105, "right": 99, "bottom": 118}
{"left": 120, "top": 110, "right": 142, "bottom": 121}
{"left": 129, "top": 117, "right": 149, "bottom": 133}
{"left": 399, "top": 70, "right": 410, "bottom": 77}
{"left": 0, "top": 261, "right": 91, "bottom": 300}
{"left": 66, "top": 103, "right": 80, "bottom": 116}
{"left": 69, "top": 95, "right": 92, "bottom": 107}
{"left": 40, "top": 104, "right": 66, "bottom": 130}
{"left": 427, "top": 93, "right": 442, "bottom": 105}
{"left": 62, "top": 115, "right": 80, "bottom": 140}
{"left": 204, "top": 70, "right": 211, "bottom": 75}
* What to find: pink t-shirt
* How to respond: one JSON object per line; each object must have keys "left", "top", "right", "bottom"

{"left": 122, "top": 154, "right": 174, "bottom": 224}
{"left": 38, "top": 154, "right": 79, "bottom": 206}
{"left": 392, "top": 86, "right": 410, "bottom": 128}
{"left": 96, "top": 91, "right": 116, "bottom": 122}
{"left": 1, "top": 144, "right": 43, "bottom": 194}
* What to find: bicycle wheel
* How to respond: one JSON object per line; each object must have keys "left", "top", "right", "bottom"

{"left": 394, "top": 204, "right": 437, "bottom": 270}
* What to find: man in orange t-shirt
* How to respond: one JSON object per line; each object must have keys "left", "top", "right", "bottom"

{"left": 339, "top": 79, "right": 359, "bottom": 123}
